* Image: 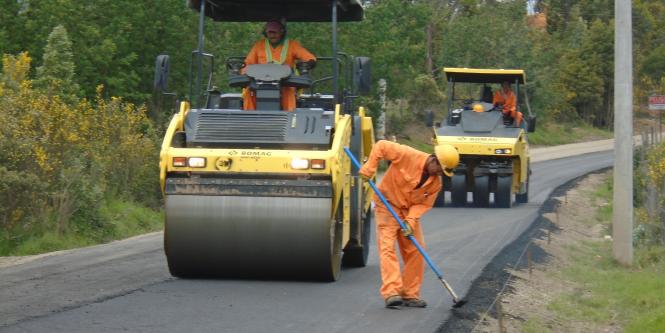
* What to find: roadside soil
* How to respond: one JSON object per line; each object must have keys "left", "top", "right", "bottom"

{"left": 441, "top": 170, "right": 614, "bottom": 333}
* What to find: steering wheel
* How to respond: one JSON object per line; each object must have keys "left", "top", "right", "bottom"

{"left": 226, "top": 58, "right": 246, "bottom": 75}
{"left": 460, "top": 98, "right": 474, "bottom": 109}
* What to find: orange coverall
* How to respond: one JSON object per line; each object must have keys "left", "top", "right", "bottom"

{"left": 359, "top": 140, "right": 442, "bottom": 300}
{"left": 493, "top": 88, "right": 523, "bottom": 126}
{"left": 243, "top": 38, "right": 316, "bottom": 111}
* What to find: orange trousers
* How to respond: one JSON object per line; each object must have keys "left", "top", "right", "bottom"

{"left": 375, "top": 209, "right": 425, "bottom": 300}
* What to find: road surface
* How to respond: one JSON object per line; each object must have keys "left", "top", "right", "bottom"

{"left": 0, "top": 143, "right": 614, "bottom": 332}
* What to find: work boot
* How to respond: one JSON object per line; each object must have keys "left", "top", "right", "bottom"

{"left": 403, "top": 298, "right": 427, "bottom": 308}
{"left": 384, "top": 295, "right": 403, "bottom": 309}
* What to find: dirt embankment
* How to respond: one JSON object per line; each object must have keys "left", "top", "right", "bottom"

{"left": 441, "top": 171, "right": 615, "bottom": 333}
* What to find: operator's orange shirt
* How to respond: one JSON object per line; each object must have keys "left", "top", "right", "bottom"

{"left": 243, "top": 39, "right": 316, "bottom": 111}
{"left": 359, "top": 140, "right": 441, "bottom": 221}
{"left": 493, "top": 89, "right": 516, "bottom": 115}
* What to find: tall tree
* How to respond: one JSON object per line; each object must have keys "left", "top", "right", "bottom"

{"left": 35, "top": 25, "right": 79, "bottom": 99}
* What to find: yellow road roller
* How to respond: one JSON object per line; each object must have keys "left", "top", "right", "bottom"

{"left": 154, "top": 0, "right": 375, "bottom": 281}
{"left": 432, "top": 68, "right": 536, "bottom": 208}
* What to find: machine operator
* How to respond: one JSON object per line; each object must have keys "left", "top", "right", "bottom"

{"left": 243, "top": 20, "right": 317, "bottom": 111}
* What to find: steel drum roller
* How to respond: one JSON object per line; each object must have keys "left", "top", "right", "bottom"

{"left": 165, "top": 195, "right": 340, "bottom": 279}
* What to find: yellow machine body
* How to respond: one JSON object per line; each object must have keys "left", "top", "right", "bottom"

{"left": 432, "top": 68, "right": 534, "bottom": 208}
{"left": 159, "top": 102, "right": 375, "bottom": 280}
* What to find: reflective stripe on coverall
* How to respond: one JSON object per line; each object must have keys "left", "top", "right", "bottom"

{"left": 243, "top": 38, "right": 316, "bottom": 111}
{"left": 359, "top": 140, "right": 442, "bottom": 299}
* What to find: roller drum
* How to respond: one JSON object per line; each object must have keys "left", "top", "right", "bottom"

{"left": 165, "top": 195, "right": 340, "bottom": 280}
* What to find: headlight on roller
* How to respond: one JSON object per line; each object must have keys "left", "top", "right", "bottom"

{"left": 188, "top": 157, "right": 206, "bottom": 168}
{"left": 290, "top": 158, "right": 310, "bottom": 170}
{"left": 495, "top": 148, "right": 512, "bottom": 155}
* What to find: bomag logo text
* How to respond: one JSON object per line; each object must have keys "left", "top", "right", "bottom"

{"left": 462, "top": 137, "right": 498, "bottom": 142}
{"left": 240, "top": 151, "right": 272, "bottom": 156}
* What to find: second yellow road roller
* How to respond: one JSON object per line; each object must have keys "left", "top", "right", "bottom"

{"left": 432, "top": 68, "right": 536, "bottom": 208}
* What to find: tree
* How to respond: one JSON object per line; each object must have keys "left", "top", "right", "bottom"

{"left": 34, "top": 25, "right": 79, "bottom": 99}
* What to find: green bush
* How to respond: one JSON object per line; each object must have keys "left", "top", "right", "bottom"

{"left": 0, "top": 167, "right": 47, "bottom": 230}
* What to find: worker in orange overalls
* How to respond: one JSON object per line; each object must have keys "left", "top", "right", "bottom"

{"left": 493, "top": 81, "right": 523, "bottom": 126}
{"left": 359, "top": 140, "right": 459, "bottom": 309}
{"left": 243, "top": 20, "right": 316, "bottom": 111}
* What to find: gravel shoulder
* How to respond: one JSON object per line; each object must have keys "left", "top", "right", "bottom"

{"left": 440, "top": 171, "right": 613, "bottom": 332}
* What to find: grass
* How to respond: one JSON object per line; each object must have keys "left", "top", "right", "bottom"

{"left": 546, "top": 176, "right": 665, "bottom": 333}
{"left": 0, "top": 199, "right": 163, "bottom": 256}
{"left": 521, "top": 317, "right": 553, "bottom": 333}
{"left": 400, "top": 137, "right": 434, "bottom": 154}
{"left": 527, "top": 121, "right": 612, "bottom": 146}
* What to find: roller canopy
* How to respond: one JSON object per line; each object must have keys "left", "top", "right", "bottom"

{"left": 444, "top": 68, "right": 526, "bottom": 84}
{"left": 187, "top": 0, "right": 364, "bottom": 22}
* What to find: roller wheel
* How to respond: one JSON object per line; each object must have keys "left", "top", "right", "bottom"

{"left": 516, "top": 172, "right": 529, "bottom": 204}
{"left": 342, "top": 208, "right": 372, "bottom": 267}
{"left": 321, "top": 201, "right": 344, "bottom": 281}
{"left": 473, "top": 175, "right": 490, "bottom": 207}
{"left": 451, "top": 174, "right": 467, "bottom": 207}
{"left": 495, "top": 175, "right": 513, "bottom": 208}
{"left": 164, "top": 227, "right": 182, "bottom": 278}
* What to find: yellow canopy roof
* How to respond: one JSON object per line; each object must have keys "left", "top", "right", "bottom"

{"left": 444, "top": 68, "right": 526, "bottom": 84}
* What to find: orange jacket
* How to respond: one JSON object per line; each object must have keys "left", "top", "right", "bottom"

{"left": 359, "top": 140, "right": 442, "bottom": 222}
{"left": 243, "top": 39, "right": 316, "bottom": 111}
{"left": 244, "top": 38, "right": 316, "bottom": 67}
{"left": 493, "top": 88, "right": 516, "bottom": 115}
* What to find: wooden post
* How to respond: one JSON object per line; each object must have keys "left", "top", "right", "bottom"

{"left": 527, "top": 242, "right": 533, "bottom": 278}
{"left": 496, "top": 295, "right": 506, "bottom": 333}
{"left": 660, "top": 179, "right": 665, "bottom": 245}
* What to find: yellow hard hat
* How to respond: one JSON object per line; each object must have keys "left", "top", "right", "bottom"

{"left": 434, "top": 144, "right": 459, "bottom": 177}
{"left": 472, "top": 103, "right": 484, "bottom": 112}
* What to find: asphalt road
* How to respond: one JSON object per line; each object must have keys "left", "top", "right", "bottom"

{"left": 0, "top": 150, "right": 613, "bottom": 333}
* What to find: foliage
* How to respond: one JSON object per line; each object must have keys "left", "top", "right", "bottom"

{"left": 0, "top": 199, "right": 163, "bottom": 256}
{"left": 0, "top": 0, "right": 662, "bottom": 131}
{"left": 34, "top": 25, "right": 79, "bottom": 100}
{"left": 0, "top": 52, "right": 160, "bottom": 254}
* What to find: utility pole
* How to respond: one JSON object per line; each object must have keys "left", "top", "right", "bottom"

{"left": 377, "top": 78, "right": 387, "bottom": 140}
{"left": 613, "top": 0, "right": 633, "bottom": 265}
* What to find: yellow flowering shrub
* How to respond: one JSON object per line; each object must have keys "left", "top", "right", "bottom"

{"left": 0, "top": 53, "right": 159, "bottom": 237}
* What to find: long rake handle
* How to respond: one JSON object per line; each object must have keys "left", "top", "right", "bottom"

{"left": 344, "top": 149, "right": 442, "bottom": 275}
{"left": 343, "top": 148, "right": 461, "bottom": 303}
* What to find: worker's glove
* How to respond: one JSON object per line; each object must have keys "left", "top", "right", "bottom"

{"left": 359, "top": 171, "right": 372, "bottom": 182}
{"left": 401, "top": 218, "right": 416, "bottom": 237}
{"left": 306, "top": 59, "right": 317, "bottom": 70}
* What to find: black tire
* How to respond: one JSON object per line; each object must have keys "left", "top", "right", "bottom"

{"left": 342, "top": 208, "right": 372, "bottom": 267}
{"left": 516, "top": 171, "right": 529, "bottom": 204}
{"left": 451, "top": 174, "right": 467, "bottom": 207}
{"left": 495, "top": 175, "right": 513, "bottom": 208}
{"left": 433, "top": 191, "right": 445, "bottom": 207}
{"left": 473, "top": 175, "right": 490, "bottom": 207}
